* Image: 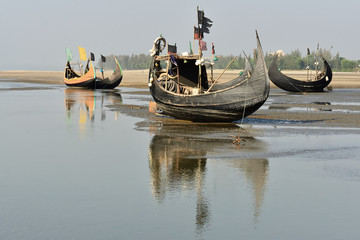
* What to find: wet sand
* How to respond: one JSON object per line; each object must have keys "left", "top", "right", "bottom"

{"left": 0, "top": 69, "right": 360, "bottom": 88}
{"left": 115, "top": 88, "right": 360, "bottom": 131}
{"left": 1, "top": 70, "right": 359, "bottom": 130}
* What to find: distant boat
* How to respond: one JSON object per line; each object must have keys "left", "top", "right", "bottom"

{"left": 148, "top": 8, "right": 269, "bottom": 122}
{"left": 268, "top": 53, "right": 332, "bottom": 92}
{"left": 64, "top": 48, "right": 123, "bottom": 89}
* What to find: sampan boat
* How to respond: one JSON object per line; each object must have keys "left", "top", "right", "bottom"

{"left": 64, "top": 58, "right": 123, "bottom": 89}
{"left": 148, "top": 31, "right": 270, "bottom": 122}
{"left": 268, "top": 54, "right": 332, "bottom": 92}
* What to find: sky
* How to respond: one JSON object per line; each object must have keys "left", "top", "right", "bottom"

{"left": 1, "top": 0, "right": 359, "bottom": 70}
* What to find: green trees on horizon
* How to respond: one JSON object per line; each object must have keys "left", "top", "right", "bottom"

{"left": 267, "top": 48, "right": 359, "bottom": 72}
{"left": 99, "top": 50, "right": 360, "bottom": 72}
{"left": 100, "top": 54, "right": 151, "bottom": 70}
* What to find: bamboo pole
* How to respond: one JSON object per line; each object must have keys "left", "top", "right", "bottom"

{"left": 205, "top": 56, "right": 237, "bottom": 93}
{"left": 101, "top": 58, "right": 104, "bottom": 79}
{"left": 197, "top": 6, "right": 202, "bottom": 90}
{"left": 79, "top": 61, "right": 83, "bottom": 76}
{"left": 315, "top": 43, "right": 319, "bottom": 79}
{"left": 165, "top": 44, "right": 169, "bottom": 90}
{"left": 211, "top": 42, "right": 214, "bottom": 83}
{"left": 306, "top": 52, "right": 309, "bottom": 81}
{"left": 193, "top": 25, "right": 195, "bottom": 56}
{"left": 177, "top": 66, "right": 180, "bottom": 93}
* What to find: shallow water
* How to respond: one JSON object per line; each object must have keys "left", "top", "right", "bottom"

{"left": 0, "top": 83, "right": 360, "bottom": 240}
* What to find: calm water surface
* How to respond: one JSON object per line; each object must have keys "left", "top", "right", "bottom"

{"left": 0, "top": 83, "right": 359, "bottom": 240}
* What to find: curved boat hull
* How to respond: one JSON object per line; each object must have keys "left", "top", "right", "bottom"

{"left": 152, "top": 93, "right": 267, "bottom": 122}
{"left": 65, "top": 78, "right": 96, "bottom": 88}
{"left": 268, "top": 55, "right": 333, "bottom": 92}
{"left": 93, "top": 76, "right": 123, "bottom": 89}
{"left": 64, "top": 58, "right": 123, "bottom": 89}
{"left": 148, "top": 32, "right": 270, "bottom": 122}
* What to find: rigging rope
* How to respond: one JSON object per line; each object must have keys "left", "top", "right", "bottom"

{"left": 240, "top": 77, "right": 249, "bottom": 125}
{"left": 282, "top": 74, "right": 303, "bottom": 92}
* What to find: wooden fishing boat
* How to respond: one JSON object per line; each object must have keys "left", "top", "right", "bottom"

{"left": 268, "top": 53, "right": 332, "bottom": 92}
{"left": 64, "top": 57, "right": 123, "bottom": 89}
{"left": 148, "top": 31, "right": 270, "bottom": 122}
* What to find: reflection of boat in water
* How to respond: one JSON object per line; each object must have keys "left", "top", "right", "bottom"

{"left": 64, "top": 88, "right": 123, "bottom": 126}
{"left": 230, "top": 159, "right": 269, "bottom": 219}
{"left": 148, "top": 124, "right": 268, "bottom": 230}
{"left": 149, "top": 134, "right": 210, "bottom": 232}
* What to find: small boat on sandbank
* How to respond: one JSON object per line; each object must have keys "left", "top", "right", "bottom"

{"left": 64, "top": 47, "right": 123, "bottom": 89}
{"left": 268, "top": 48, "right": 332, "bottom": 92}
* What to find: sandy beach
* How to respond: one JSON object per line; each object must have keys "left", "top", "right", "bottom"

{"left": 0, "top": 69, "right": 359, "bottom": 89}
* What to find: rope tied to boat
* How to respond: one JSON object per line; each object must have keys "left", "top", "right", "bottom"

{"left": 241, "top": 77, "right": 249, "bottom": 125}
{"left": 205, "top": 56, "right": 237, "bottom": 93}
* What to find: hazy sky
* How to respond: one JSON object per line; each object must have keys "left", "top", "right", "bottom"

{"left": 1, "top": 0, "right": 359, "bottom": 70}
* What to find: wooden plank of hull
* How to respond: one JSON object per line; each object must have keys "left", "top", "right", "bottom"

{"left": 65, "top": 78, "right": 96, "bottom": 88}
{"left": 150, "top": 75, "right": 268, "bottom": 122}
{"left": 268, "top": 55, "right": 333, "bottom": 92}
{"left": 155, "top": 98, "right": 267, "bottom": 122}
{"left": 93, "top": 76, "right": 123, "bottom": 89}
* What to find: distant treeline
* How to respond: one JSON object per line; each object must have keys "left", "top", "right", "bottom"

{"left": 100, "top": 54, "right": 151, "bottom": 70}
{"left": 99, "top": 50, "right": 359, "bottom": 72}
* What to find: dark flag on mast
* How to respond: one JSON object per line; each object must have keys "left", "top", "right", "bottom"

{"left": 101, "top": 55, "right": 106, "bottom": 62}
{"left": 201, "top": 17, "right": 213, "bottom": 34}
{"left": 197, "top": 10, "right": 204, "bottom": 24}
{"left": 168, "top": 43, "right": 177, "bottom": 54}
{"left": 90, "top": 52, "right": 95, "bottom": 61}
{"left": 197, "top": 8, "right": 213, "bottom": 38}
{"left": 307, "top": 48, "right": 310, "bottom": 55}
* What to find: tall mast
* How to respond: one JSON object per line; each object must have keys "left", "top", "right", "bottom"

{"left": 306, "top": 48, "right": 309, "bottom": 81}
{"left": 315, "top": 43, "right": 319, "bottom": 79}
{"left": 193, "top": 25, "right": 195, "bottom": 56}
{"left": 197, "top": 6, "right": 202, "bottom": 89}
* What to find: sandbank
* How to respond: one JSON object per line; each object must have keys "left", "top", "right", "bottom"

{"left": 0, "top": 69, "right": 359, "bottom": 89}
